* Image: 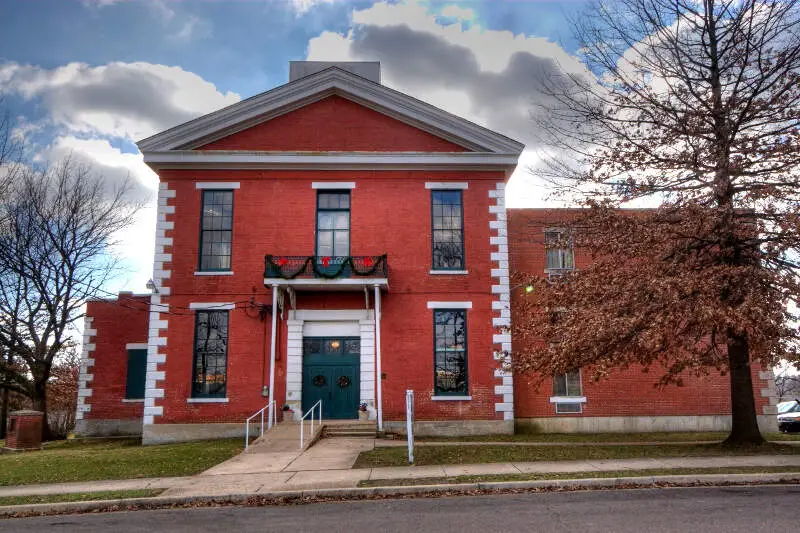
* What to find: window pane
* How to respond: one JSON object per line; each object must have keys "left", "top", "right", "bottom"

{"left": 433, "top": 310, "right": 468, "bottom": 395}
{"left": 431, "top": 191, "right": 464, "bottom": 270}
{"left": 199, "top": 190, "right": 233, "bottom": 271}
{"left": 566, "top": 371, "right": 582, "bottom": 396}
{"left": 334, "top": 231, "right": 350, "bottom": 256}
{"left": 556, "top": 402, "right": 581, "bottom": 414}
{"left": 318, "top": 213, "right": 333, "bottom": 230}
{"left": 334, "top": 213, "right": 349, "bottom": 230}
{"left": 192, "top": 311, "right": 228, "bottom": 398}
{"left": 553, "top": 374, "right": 567, "bottom": 396}
{"left": 546, "top": 249, "right": 561, "bottom": 269}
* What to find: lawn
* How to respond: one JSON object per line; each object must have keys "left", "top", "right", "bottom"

{"left": 353, "top": 442, "right": 800, "bottom": 468}
{"left": 356, "top": 465, "right": 800, "bottom": 487}
{"left": 417, "top": 432, "right": 800, "bottom": 443}
{"left": 0, "top": 438, "right": 243, "bottom": 486}
{"left": 0, "top": 489, "right": 163, "bottom": 507}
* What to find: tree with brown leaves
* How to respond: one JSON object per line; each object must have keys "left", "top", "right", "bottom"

{"left": 515, "top": 0, "right": 800, "bottom": 444}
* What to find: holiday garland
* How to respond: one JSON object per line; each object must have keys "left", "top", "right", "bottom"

{"left": 265, "top": 255, "right": 388, "bottom": 280}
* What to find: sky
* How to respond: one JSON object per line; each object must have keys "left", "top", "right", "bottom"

{"left": 0, "top": 0, "right": 590, "bottom": 294}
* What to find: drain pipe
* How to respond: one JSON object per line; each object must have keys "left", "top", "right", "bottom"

{"left": 268, "top": 285, "right": 278, "bottom": 429}
{"left": 374, "top": 284, "right": 383, "bottom": 431}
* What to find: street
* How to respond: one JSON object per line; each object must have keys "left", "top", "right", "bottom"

{"left": 0, "top": 485, "right": 797, "bottom": 532}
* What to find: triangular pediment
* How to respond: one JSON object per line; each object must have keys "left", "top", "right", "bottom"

{"left": 137, "top": 67, "right": 524, "bottom": 155}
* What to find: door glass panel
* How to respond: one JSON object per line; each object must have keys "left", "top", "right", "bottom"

{"left": 343, "top": 339, "right": 360, "bottom": 354}
{"left": 324, "top": 339, "right": 343, "bottom": 354}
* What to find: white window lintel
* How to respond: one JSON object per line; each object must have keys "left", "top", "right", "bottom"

{"left": 312, "top": 182, "right": 356, "bottom": 189}
{"left": 427, "top": 301, "right": 473, "bottom": 309}
{"left": 195, "top": 182, "right": 240, "bottom": 189}
{"left": 425, "top": 182, "right": 468, "bottom": 190}
{"left": 125, "top": 343, "right": 149, "bottom": 350}
{"left": 189, "top": 302, "right": 236, "bottom": 310}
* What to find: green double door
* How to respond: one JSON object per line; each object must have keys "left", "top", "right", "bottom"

{"left": 302, "top": 337, "right": 360, "bottom": 420}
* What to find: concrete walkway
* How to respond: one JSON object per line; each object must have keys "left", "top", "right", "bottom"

{"left": 3, "top": 448, "right": 800, "bottom": 499}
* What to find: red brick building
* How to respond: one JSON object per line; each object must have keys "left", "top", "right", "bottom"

{"left": 74, "top": 63, "right": 778, "bottom": 443}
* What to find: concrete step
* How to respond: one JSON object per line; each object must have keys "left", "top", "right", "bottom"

{"left": 322, "top": 421, "right": 378, "bottom": 439}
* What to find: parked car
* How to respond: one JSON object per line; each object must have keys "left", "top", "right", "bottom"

{"left": 777, "top": 400, "right": 800, "bottom": 433}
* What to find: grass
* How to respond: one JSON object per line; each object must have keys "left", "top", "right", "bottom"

{"left": 0, "top": 489, "right": 163, "bottom": 507}
{"left": 357, "top": 466, "right": 800, "bottom": 488}
{"left": 0, "top": 438, "right": 243, "bottom": 486}
{"left": 417, "top": 432, "right": 800, "bottom": 443}
{"left": 353, "top": 442, "right": 800, "bottom": 468}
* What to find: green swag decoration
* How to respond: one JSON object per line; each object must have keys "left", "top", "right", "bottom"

{"left": 265, "top": 255, "right": 387, "bottom": 279}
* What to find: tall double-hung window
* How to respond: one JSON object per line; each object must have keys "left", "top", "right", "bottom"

{"left": 199, "top": 190, "right": 233, "bottom": 271}
{"left": 431, "top": 191, "right": 465, "bottom": 270}
{"left": 316, "top": 192, "right": 350, "bottom": 258}
{"left": 192, "top": 311, "right": 229, "bottom": 398}
{"left": 433, "top": 309, "right": 468, "bottom": 396}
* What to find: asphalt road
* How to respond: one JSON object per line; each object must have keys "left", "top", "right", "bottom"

{"left": 1, "top": 485, "right": 797, "bottom": 532}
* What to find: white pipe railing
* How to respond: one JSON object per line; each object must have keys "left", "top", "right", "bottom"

{"left": 245, "top": 400, "right": 276, "bottom": 449}
{"left": 299, "top": 400, "right": 322, "bottom": 449}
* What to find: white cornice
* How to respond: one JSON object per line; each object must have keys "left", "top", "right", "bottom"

{"left": 142, "top": 151, "right": 520, "bottom": 171}
{"left": 137, "top": 67, "right": 525, "bottom": 155}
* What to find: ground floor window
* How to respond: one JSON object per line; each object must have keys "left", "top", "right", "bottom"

{"left": 433, "top": 309, "right": 468, "bottom": 395}
{"left": 192, "top": 310, "right": 229, "bottom": 398}
{"left": 553, "top": 370, "right": 583, "bottom": 413}
{"left": 125, "top": 348, "right": 147, "bottom": 399}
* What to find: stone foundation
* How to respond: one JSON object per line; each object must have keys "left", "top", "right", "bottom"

{"left": 141, "top": 422, "right": 263, "bottom": 445}
{"left": 383, "top": 419, "right": 513, "bottom": 437}
{"left": 516, "top": 415, "right": 777, "bottom": 434}
{"left": 75, "top": 418, "right": 143, "bottom": 437}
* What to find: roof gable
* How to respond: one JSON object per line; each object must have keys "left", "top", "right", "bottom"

{"left": 197, "top": 95, "right": 470, "bottom": 153}
{"left": 137, "top": 67, "right": 524, "bottom": 155}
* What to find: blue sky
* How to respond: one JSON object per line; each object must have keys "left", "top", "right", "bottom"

{"left": 0, "top": 0, "right": 588, "bottom": 292}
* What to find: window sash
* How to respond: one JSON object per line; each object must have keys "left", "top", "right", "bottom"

{"left": 192, "top": 311, "right": 229, "bottom": 398}
{"left": 125, "top": 349, "right": 147, "bottom": 400}
{"left": 553, "top": 370, "right": 582, "bottom": 397}
{"left": 199, "top": 190, "right": 233, "bottom": 271}
{"left": 433, "top": 309, "right": 468, "bottom": 395}
{"left": 316, "top": 192, "right": 351, "bottom": 257}
{"left": 431, "top": 190, "right": 465, "bottom": 270}
{"left": 544, "top": 231, "right": 574, "bottom": 270}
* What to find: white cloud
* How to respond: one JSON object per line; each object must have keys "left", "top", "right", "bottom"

{"left": 291, "top": 0, "right": 338, "bottom": 14}
{"left": 306, "top": 0, "right": 591, "bottom": 207}
{"left": 0, "top": 61, "right": 240, "bottom": 141}
{"left": 440, "top": 5, "right": 475, "bottom": 21}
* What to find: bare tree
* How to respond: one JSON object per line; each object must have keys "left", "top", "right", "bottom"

{"left": 514, "top": 0, "right": 800, "bottom": 444}
{"left": 775, "top": 367, "right": 800, "bottom": 401}
{"left": 0, "top": 157, "right": 140, "bottom": 439}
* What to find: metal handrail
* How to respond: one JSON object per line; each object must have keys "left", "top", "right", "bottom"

{"left": 299, "top": 400, "right": 322, "bottom": 449}
{"left": 245, "top": 400, "right": 276, "bottom": 449}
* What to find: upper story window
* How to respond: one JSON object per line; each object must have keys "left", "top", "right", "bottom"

{"left": 192, "top": 310, "right": 229, "bottom": 398}
{"left": 199, "top": 190, "right": 233, "bottom": 271}
{"left": 433, "top": 309, "right": 468, "bottom": 396}
{"left": 316, "top": 192, "right": 350, "bottom": 258}
{"left": 544, "top": 229, "right": 574, "bottom": 271}
{"left": 431, "top": 191, "right": 465, "bottom": 270}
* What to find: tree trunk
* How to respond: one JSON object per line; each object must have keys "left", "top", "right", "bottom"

{"left": 0, "top": 385, "right": 8, "bottom": 439}
{"left": 31, "top": 383, "right": 55, "bottom": 442}
{"left": 724, "top": 333, "right": 765, "bottom": 445}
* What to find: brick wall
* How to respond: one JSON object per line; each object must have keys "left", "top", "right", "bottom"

{"left": 507, "top": 208, "right": 773, "bottom": 419}
{"left": 198, "top": 95, "right": 470, "bottom": 152}
{"left": 82, "top": 294, "right": 149, "bottom": 421}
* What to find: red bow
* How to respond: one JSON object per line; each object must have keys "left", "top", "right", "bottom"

{"left": 321, "top": 256, "right": 330, "bottom": 267}
{"left": 278, "top": 257, "right": 288, "bottom": 266}
{"left": 363, "top": 257, "right": 373, "bottom": 267}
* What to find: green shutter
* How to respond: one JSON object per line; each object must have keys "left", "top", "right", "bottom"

{"left": 125, "top": 349, "right": 147, "bottom": 399}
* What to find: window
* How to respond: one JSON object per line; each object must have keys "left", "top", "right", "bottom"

{"left": 125, "top": 349, "right": 147, "bottom": 400}
{"left": 192, "top": 311, "right": 229, "bottom": 398}
{"left": 553, "top": 370, "right": 583, "bottom": 414}
{"left": 433, "top": 309, "right": 468, "bottom": 395}
{"left": 199, "top": 190, "right": 233, "bottom": 271}
{"left": 544, "top": 230, "right": 574, "bottom": 270}
{"left": 431, "top": 190, "right": 465, "bottom": 270}
{"left": 316, "top": 192, "right": 350, "bottom": 258}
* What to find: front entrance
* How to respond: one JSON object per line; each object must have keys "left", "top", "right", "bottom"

{"left": 302, "top": 337, "right": 360, "bottom": 419}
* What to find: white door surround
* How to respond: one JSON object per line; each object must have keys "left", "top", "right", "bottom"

{"left": 285, "top": 309, "right": 376, "bottom": 420}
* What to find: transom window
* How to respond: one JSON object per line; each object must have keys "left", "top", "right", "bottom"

{"left": 192, "top": 311, "right": 229, "bottom": 398}
{"left": 433, "top": 309, "right": 468, "bottom": 396}
{"left": 431, "top": 190, "right": 465, "bottom": 270}
{"left": 553, "top": 370, "right": 582, "bottom": 414}
{"left": 544, "top": 229, "right": 574, "bottom": 271}
{"left": 316, "top": 192, "right": 350, "bottom": 258}
{"left": 199, "top": 190, "right": 233, "bottom": 271}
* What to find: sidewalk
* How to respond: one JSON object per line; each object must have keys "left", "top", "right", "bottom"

{"left": 2, "top": 448, "right": 799, "bottom": 499}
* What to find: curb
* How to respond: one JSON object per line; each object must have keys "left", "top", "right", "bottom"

{"left": 1, "top": 472, "right": 798, "bottom": 518}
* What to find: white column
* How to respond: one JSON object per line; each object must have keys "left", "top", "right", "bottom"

{"left": 374, "top": 285, "right": 383, "bottom": 431}
{"left": 268, "top": 285, "right": 278, "bottom": 428}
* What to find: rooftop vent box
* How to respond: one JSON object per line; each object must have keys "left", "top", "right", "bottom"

{"left": 289, "top": 61, "right": 381, "bottom": 84}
